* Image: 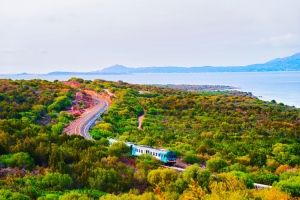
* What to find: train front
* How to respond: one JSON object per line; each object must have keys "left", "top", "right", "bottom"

{"left": 165, "top": 151, "right": 176, "bottom": 165}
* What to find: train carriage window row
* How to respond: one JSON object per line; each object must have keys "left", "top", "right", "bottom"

{"left": 109, "top": 139, "right": 176, "bottom": 165}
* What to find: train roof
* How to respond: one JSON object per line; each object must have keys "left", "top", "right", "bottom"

{"left": 130, "top": 143, "right": 173, "bottom": 153}
{"left": 108, "top": 138, "right": 175, "bottom": 153}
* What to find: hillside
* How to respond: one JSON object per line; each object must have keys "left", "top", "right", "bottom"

{"left": 0, "top": 78, "right": 300, "bottom": 199}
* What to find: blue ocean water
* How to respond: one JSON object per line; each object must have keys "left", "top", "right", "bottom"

{"left": 1, "top": 72, "right": 300, "bottom": 108}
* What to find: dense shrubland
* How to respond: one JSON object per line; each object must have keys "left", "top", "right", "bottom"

{"left": 0, "top": 78, "right": 300, "bottom": 199}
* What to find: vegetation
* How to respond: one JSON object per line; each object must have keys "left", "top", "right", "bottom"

{"left": 0, "top": 78, "right": 300, "bottom": 199}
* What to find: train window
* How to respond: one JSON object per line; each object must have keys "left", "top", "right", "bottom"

{"left": 141, "top": 150, "right": 143, "bottom": 153}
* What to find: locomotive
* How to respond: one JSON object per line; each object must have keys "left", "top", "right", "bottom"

{"left": 108, "top": 139, "right": 176, "bottom": 165}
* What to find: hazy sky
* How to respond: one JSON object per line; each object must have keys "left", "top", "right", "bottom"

{"left": 1, "top": 0, "right": 300, "bottom": 73}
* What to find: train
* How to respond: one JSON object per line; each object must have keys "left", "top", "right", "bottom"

{"left": 108, "top": 139, "right": 176, "bottom": 165}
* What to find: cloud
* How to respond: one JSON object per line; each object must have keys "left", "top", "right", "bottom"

{"left": 0, "top": 50, "right": 17, "bottom": 54}
{"left": 257, "top": 34, "right": 300, "bottom": 47}
{"left": 39, "top": 49, "right": 47, "bottom": 54}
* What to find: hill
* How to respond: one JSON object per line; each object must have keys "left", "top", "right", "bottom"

{"left": 1, "top": 78, "right": 300, "bottom": 198}
{"left": 45, "top": 52, "right": 300, "bottom": 75}
{"left": 100, "top": 52, "right": 300, "bottom": 73}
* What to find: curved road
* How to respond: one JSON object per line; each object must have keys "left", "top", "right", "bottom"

{"left": 74, "top": 97, "right": 108, "bottom": 140}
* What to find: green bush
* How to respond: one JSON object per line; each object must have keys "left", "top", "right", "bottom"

{"left": 182, "top": 151, "right": 200, "bottom": 164}
{"left": 206, "top": 158, "right": 228, "bottom": 172}
{"left": 273, "top": 176, "right": 300, "bottom": 196}
{"left": 0, "top": 152, "right": 35, "bottom": 170}
{"left": 42, "top": 173, "right": 73, "bottom": 191}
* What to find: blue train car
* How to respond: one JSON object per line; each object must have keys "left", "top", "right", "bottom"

{"left": 108, "top": 139, "right": 176, "bottom": 165}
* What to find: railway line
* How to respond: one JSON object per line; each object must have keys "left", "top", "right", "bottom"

{"left": 161, "top": 165, "right": 271, "bottom": 189}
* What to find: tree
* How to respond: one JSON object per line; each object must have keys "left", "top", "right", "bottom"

{"left": 253, "top": 188, "right": 291, "bottom": 200}
{"left": 147, "top": 168, "right": 178, "bottom": 188}
{"left": 207, "top": 158, "right": 228, "bottom": 172}
{"left": 275, "top": 164, "right": 291, "bottom": 174}
{"left": 230, "top": 171, "right": 254, "bottom": 189}
{"left": 272, "top": 143, "right": 292, "bottom": 164}
{"left": 11, "top": 152, "right": 35, "bottom": 170}
{"left": 134, "top": 168, "right": 147, "bottom": 184}
{"left": 37, "top": 194, "right": 59, "bottom": 200}
{"left": 0, "top": 152, "right": 35, "bottom": 170}
{"left": 0, "top": 189, "right": 30, "bottom": 200}
{"left": 182, "top": 151, "right": 200, "bottom": 164}
{"left": 89, "top": 168, "right": 120, "bottom": 193}
{"left": 206, "top": 173, "right": 251, "bottom": 200}
{"left": 179, "top": 180, "right": 206, "bottom": 200}
{"left": 273, "top": 176, "right": 300, "bottom": 196}
{"left": 107, "top": 142, "right": 129, "bottom": 158}
{"left": 42, "top": 172, "right": 73, "bottom": 191}
{"left": 48, "top": 145, "right": 63, "bottom": 172}
{"left": 182, "top": 164, "right": 211, "bottom": 189}
{"left": 59, "top": 192, "right": 89, "bottom": 200}
{"left": 51, "top": 123, "right": 64, "bottom": 135}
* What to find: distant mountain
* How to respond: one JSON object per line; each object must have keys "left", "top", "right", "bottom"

{"left": 17, "top": 72, "right": 31, "bottom": 75}
{"left": 46, "top": 71, "right": 124, "bottom": 75}
{"left": 100, "top": 53, "right": 300, "bottom": 73}
{"left": 100, "top": 64, "right": 132, "bottom": 73}
{"left": 46, "top": 52, "right": 300, "bottom": 75}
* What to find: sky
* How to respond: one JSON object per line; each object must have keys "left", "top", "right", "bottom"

{"left": 1, "top": 0, "right": 300, "bottom": 74}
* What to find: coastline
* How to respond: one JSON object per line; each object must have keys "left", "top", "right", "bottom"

{"left": 0, "top": 72, "right": 299, "bottom": 108}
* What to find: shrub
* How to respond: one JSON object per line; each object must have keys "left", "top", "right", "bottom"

{"left": 183, "top": 151, "right": 200, "bottom": 164}
{"left": 207, "top": 158, "right": 227, "bottom": 172}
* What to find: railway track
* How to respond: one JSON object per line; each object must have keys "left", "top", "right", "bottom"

{"left": 160, "top": 165, "right": 271, "bottom": 189}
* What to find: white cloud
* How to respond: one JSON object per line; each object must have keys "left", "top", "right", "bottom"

{"left": 0, "top": 50, "right": 17, "bottom": 54}
{"left": 257, "top": 34, "right": 300, "bottom": 47}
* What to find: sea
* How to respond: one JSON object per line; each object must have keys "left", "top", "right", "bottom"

{"left": 1, "top": 72, "right": 300, "bottom": 108}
